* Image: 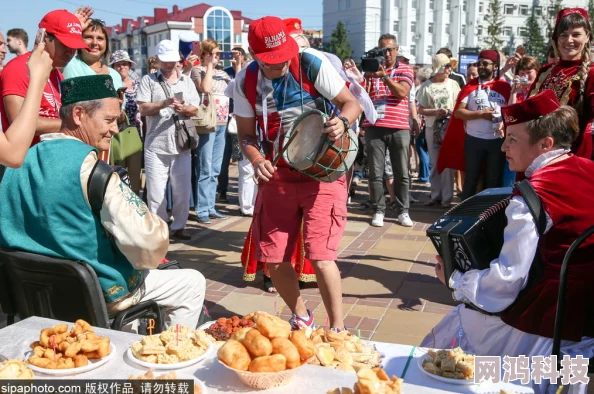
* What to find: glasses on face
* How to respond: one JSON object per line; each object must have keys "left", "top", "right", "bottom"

{"left": 383, "top": 47, "right": 397, "bottom": 53}
{"left": 477, "top": 61, "right": 494, "bottom": 68}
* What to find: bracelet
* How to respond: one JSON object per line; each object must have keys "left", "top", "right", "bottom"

{"left": 251, "top": 156, "right": 265, "bottom": 166}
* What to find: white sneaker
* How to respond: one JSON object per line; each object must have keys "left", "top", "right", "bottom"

{"left": 371, "top": 212, "right": 385, "bottom": 227}
{"left": 398, "top": 213, "right": 413, "bottom": 227}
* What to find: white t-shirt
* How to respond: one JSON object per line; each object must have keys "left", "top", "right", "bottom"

{"left": 461, "top": 79, "right": 507, "bottom": 140}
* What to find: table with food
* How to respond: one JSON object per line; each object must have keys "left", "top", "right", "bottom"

{"left": 0, "top": 314, "right": 535, "bottom": 393}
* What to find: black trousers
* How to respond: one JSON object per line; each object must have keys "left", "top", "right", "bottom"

{"left": 461, "top": 134, "right": 505, "bottom": 201}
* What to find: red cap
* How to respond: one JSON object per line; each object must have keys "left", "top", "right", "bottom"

{"left": 248, "top": 16, "right": 298, "bottom": 64}
{"left": 283, "top": 18, "right": 303, "bottom": 35}
{"left": 502, "top": 89, "right": 560, "bottom": 128}
{"left": 553, "top": 8, "right": 590, "bottom": 41}
{"left": 478, "top": 50, "right": 499, "bottom": 64}
{"left": 39, "top": 10, "right": 89, "bottom": 50}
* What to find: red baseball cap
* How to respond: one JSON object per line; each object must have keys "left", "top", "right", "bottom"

{"left": 283, "top": 18, "right": 303, "bottom": 35}
{"left": 248, "top": 16, "right": 298, "bottom": 64}
{"left": 39, "top": 10, "right": 89, "bottom": 50}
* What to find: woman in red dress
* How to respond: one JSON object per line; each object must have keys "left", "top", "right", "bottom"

{"left": 241, "top": 221, "right": 317, "bottom": 292}
{"left": 529, "top": 7, "right": 594, "bottom": 159}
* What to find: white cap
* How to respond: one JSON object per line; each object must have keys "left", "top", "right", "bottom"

{"left": 398, "top": 46, "right": 416, "bottom": 63}
{"left": 156, "top": 40, "right": 179, "bottom": 62}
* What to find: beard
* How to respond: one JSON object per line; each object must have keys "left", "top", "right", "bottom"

{"left": 478, "top": 69, "right": 493, "bottom": 79}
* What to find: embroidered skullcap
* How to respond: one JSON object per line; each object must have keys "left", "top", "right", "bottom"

{"left": 60, "top": 75, "right": 118, "bottom": 106}
{"left": 478, "top": 50, "right": 499, "bottom": 64}
{"left": 284, "top": 18, "right": 303, "bottom": 35}
{"left": 501, "top": 89, "right": 560, "bottom": 128}
{"left": 553, "top": 8, "right": 591, "bottom": 41}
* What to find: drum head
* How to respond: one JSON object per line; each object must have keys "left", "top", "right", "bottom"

{"left": 283, "top": 110, "right": 327, "bottom": 170}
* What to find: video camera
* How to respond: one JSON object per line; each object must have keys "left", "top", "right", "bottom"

{"left": 361, "top": 46, "right": 389, "bottom": 73}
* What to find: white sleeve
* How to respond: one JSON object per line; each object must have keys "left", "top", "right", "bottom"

{"left": 461, "top": 95, "right": 469, "bottom": 104}
{"left": 135, "top": 75, "right": 153, "bottom": 104}
{"left": 308, "top": 49, "right": 346, "bottom": 101}
{"left": 80, "top": 153, "right": 169, "bottom": 270}
{"left": 232, "top": 68, "right": 255, "bottom": 118}
{"left": 449, "top": 196, "right": 551, "bottom": 313}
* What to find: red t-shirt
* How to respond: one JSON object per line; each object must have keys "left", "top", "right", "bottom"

{"left": 362, "top": 62, "right": 414, "bottom": 130}
{"left": 0, "top": 52, "right": 63, "bottom": 145}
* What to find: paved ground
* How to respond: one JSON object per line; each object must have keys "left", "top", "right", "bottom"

{"left": 167, "top": 164, "right": 456, "bottom": 346}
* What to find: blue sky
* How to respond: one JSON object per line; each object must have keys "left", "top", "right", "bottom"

{"left": 0, "top": 0, "right": 323, "bottom": 61}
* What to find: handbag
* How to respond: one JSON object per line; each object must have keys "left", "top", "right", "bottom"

{"left": 192, "top": 92, "right": 217, "bottom": 134}
{"left": 111, "top": 114, "right": 143, "bottom": 162}
{"left": 433, "top": 115, "right": 450, "bottom": 147}
{"left": 157, "top": 75, "right": 200, "bottom": 152}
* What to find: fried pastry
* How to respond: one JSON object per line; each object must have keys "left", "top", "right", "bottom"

{"left": 271, "top": 337, "right": 301, "bottom": 369}
{"left": 290, "top": 329, "right": 316, "bottom": 361}
{"left": 241, "top": 329, "right": 273, "bottom": 358}
{"left": 253, "top": 313, "right": 291, "bottom": 339}
{"left": 217, "top": 339, "right": 251, "bottom": 371}
{"left": 248, "top": 354, "right": 287, "bottom": 373}
{"left": 0, "top": 360, "right": 34, "bottom": 379}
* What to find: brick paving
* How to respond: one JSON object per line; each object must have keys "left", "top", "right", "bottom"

{"left": 166, "top": 164, "right": 459, "bottom": 346}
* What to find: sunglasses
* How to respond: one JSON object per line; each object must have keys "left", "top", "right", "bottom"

{"left": 477, "top": 61, "right": 495, "bottom": 67}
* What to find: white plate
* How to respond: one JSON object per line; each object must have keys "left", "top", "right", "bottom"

{"left": 196, "top": 321, "right": 216, "bottom": 331}
{"left": 126, "top": 340, "right": 213, "bottom": 370}
{"left": 24, "top": 343, "right": 116, "bottom": 376}
{"left": 417, "top": 353, "right": 476, "bottom": 386}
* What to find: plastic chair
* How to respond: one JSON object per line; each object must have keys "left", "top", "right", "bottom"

{"left": 551, "top": 225, "right": 594, "bottom": 373}
{"left": 0, "top": 247, "right": 163, "bottom": 333}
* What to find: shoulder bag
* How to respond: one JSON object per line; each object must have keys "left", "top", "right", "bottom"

{"left": 111, "top": 113, "right": 143, "bottom": 163}
{"left": 192, "top": 93, "right": 217, "bottom": 134}
{"left": 157, "top": 74, "right": 199, "bottom": 152}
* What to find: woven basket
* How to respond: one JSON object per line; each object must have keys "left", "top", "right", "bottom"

{"left": 219, "top": 358, "right": 309, "bottom": 390}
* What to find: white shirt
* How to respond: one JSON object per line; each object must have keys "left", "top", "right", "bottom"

{"left": 449, "top": 149, "right": 569, "bottom": 313}
{"left": 460, "top": 79, "right": 507, "bottom": 140}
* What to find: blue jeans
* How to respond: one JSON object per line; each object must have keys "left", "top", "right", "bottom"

{"left": 194, "top": 125, "right": 226, "bottom": 217}
{"left": 416, "top": 134, "right": 430, "bottom": 183}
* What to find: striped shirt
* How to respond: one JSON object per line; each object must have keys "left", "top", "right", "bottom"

{"left": 363, "top": 62, "right": 414, "bottom": 130}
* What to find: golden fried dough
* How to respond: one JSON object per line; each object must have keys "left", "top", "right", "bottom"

{"left": 241, "top": 329, "right": 272, "bottom": 358}
{"left": 290, "top": 329, "right": 316, "bottom": 361}
{"left": 73, "top": 355, "right": 88, "bottom": 368}
{"left": 253, "top": 313, "right": 291, "bottom": 339}
{"left": 217, "top": 339, "right": 251, "bottom": 371}
{"left": 0, "top": 360, "right": 34, "bottom": 379}
{"left": 271, "top": 337, "right": 301, "bottom": 369}
{"left": 231, "top": 327, "right": 253, "bottom": 342}
{"left": 248, "top": 354, "right": 287, "bottom": 373}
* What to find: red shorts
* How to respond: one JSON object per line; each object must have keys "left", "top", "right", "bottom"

{"left": 253, "top": 167, "right": 348, "bottom": 263}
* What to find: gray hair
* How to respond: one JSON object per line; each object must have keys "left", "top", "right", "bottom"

{"left": 416, "top": 67, "right": 433, "bottom": 83}
{"left": 378, "top": 33, "right": 397, "bottom": 46}
{"left": 291, "top": 33, "right": 311, "bottom": 49}
{"left": 59, "top": 100, "right": 105, "bottom": 121}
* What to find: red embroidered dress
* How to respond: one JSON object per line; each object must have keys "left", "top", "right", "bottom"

{"left": 529, "top": 59, "right": 594, "bottom": 159}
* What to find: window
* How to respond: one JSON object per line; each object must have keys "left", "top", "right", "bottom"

{"left": 445, "top": 23, "right": 451, "bottom": 34}
{"left": 534, "top": 6, "right": 542, "bottom": 16}
{"left": 393, "top": 20, "right": 399, "bottom": 32}
{"left": 206, "top": 9, "right": 232, "bottom": 66}
{"left": 518, "top": 27, "right": 528, "bottom": 36}
{"left": 479, "top": 2, "right": 484, "bottom": 12}
{"left": 346, "top": 0, "right": 351, "bottom": 8}
{"left": 503, "top": 26, "right": 512, "bottom": 36}
{"left": 338, "top": 0, "right": 345, "bottom": 10}
{"left": 412, "top": 0, "right": 417, "bottom": 8}
{"left": 427, "top": 45, "right": 433, "bottom": 55}
{"left": 411, "top": 20, "right": 417, "bottom": 33}
{"left": 463, "top": 1, "right": 467, "bottom": 11}
{"left": 462, "top": 24, "right": 466, "bottom": 35}
{"left": 446, "top": 0, "right": 451, "bottom": 9}
{"left": 394, "top": 0, "right": 400, "bottom": 6}
{"left": 477, "top": 26, "right": 483, "bottom": 35}
{"left": 519, "top": 5, "right": 529, "bottom": 15}
{"left": 504, "top": 4, "right": 514, "bottom": 15}
{"left": 410, "top": 44, "right": 416, "bottom": 55}
{"left": 429, "top": 0, "right": 434, "bottom": 9}
{"left": 428, "top": 22, "right": 434, "bottom": 33}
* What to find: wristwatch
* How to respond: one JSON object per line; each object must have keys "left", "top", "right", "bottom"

{"left": 382, "top": 75, "right": 390, "bottom": 82}
{"left": 337, "top": 116, "right": 350, "bottom": 133}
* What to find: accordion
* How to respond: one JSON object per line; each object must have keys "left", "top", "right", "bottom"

{"left": 426, "top": 187, "right": 513, "bottom": 290}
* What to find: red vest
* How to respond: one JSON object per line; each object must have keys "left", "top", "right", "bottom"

{"left": 501, "top": 155, "right": 594, "bottom": 342}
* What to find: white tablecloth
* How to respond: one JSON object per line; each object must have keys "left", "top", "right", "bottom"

{"left": 0, "top": 317, "right": 533, "bottom": 394}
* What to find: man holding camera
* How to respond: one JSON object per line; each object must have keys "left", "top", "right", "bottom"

{"left": 362, "top": 34, "right": 414, "bottom": 228}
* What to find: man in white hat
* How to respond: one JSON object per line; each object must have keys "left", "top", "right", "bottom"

{"left": 136, "top": 40, "right": 201, "bottom": 240}
{"left": 397, "top": 46, "right": 416, "bottom": 65}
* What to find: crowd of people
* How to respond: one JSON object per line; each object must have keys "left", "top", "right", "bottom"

{"left": 0, "top": 6, "right": 594, "bottom": 393}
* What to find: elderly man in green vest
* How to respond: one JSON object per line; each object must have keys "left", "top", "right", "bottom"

{"left": 0, "top": 74, "right": 206, "bottom": 329}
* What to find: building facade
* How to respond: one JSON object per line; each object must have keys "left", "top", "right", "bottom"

{"left": 108, "top": 3, "right": 252, "bottom": 75}
{"left": 323, "top": 0, "right": 588, "bottom": 66}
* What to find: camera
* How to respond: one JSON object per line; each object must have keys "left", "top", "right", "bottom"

{"left": 361, "top": 46, "right": 389, "bottom": 73}
{"left": 519, "top": 77, "right": 529, "bottom": 84}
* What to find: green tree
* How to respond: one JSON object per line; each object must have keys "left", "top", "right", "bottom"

{"left": 544, "top": 0, "right": 564, "bottom": 38}
{"left": 588, "top": 0, "right": 594, "bottom": 31}
{"left": 325, "top": 21, "right": 352, "bottom": 61}
{"left": 484, "top": 0, "right": 505, "bottom": 49}
{"left": 524, "top": 8, "right": 546, "bottom": 64}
